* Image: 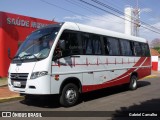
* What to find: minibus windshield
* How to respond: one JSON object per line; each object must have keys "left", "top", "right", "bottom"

{"left": 14, "top": 26, "right": 60, "bottom": 62}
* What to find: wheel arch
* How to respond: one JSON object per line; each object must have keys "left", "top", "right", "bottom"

{"left": 59, "top": 77, "right": 82, "bottom": 94}
{"left": 130, "top": 72, "right": 138, "bottom": 80}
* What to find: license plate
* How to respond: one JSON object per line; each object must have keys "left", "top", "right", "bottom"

{"left": 13, "top": 81, "right": 21, "bottom": 87}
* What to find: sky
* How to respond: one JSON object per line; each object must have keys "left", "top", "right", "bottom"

{"left": 0, "top": 0, "right": 160, "bottom": 43}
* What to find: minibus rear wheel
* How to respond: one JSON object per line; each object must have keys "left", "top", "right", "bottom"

{"left": 60, "top": 83, "right": 79, "bottom": 107}
{"left": 129, "top": 75, "right": 137, "bottom": 90}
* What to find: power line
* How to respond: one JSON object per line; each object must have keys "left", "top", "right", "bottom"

{"left": 78, "top": 0, "right": 160, "bottom": 34}
{"left": 66, "top": 0, "right": 103, "bottom": 15}
{"left": 91, "top": 0, "right": 160, "bottom": 32}
{"left": 66, "top": 0, "right": 123, "bottom": 25}
{"left": 103, "top": 0, "right": 123, "bottom": 11}
{"left": 118, "top": 0, "right": 159, "bottom": 26}
{"left": 40, "top": 0, "right": 87, "bottom": 18}
{"left": 103, "top": 0, "right": 160, "bottom": 31}
{"left": 40, "top": 0, "right": 104, "bottom": 22}
{"left": 40, "top": 0, "right": 125, "bottom": 25}
{"left": 79, "top": 0, "right": 160, "bottom": 34}
{"left": 40, "top": 0, "right": 160, "bottom": 35}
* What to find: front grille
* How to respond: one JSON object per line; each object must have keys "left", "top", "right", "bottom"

{"left": 10, "top": 73, "right": 28, "bottom": 81}
{"left": 10, "top": 73, "right": 29, "bottom": 88}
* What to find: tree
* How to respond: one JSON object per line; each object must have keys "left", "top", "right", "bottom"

{"left": 150, "top": 38, "right": 160, "bottom": 54}
{"left": 150, "top": 38, "right": 160, "bottom": 48}
{"left": 154, "top": 47, "right": 160, "bottom": 54}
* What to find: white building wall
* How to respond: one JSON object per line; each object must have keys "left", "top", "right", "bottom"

{"left": 158, "top": 58, "right": 160, "bottom": 71}
{"left": 151, "top": 56, "right": 159, "bottom": 71}
{"left": 125, "top": 7, "right": 133, "bottom": 35}
{"left": 151, "top": 56, "right": 158, "bottom": 62}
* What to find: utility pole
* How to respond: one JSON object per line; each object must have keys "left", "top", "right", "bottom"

{"left": 132, "top": 0, "right": 140, "bottom": 36}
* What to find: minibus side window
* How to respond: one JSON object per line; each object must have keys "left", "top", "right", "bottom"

{"left": 81, "top": 33, "right": 102, "bottom": 55}
{"left": 105, "top": 37, "right": 120, "bottom": 56}
{"left": 133, "top": 42, "right": 142, "bottom": 56}
{"left": 120, "top": 39, "right": 133, "bottom": 56}
{"left": 103, "top": 37, "right": 109, "bottom": 55}
{"left": 81, "top": 33, "right": 93, "bottom": 55}
{"left": 54, "top": 30, "right": 80, "bottom": 58}
{"left": 92, "top": 35, "right": 102, "bottom": 55}
{"left": 141, "top": 43, "right": 150, "bottom": 57}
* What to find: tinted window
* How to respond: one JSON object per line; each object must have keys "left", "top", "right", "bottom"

{"left": 133, "top": 42, "right": 142, "bottom": 56}
{"left": 92, "top": 35, "right": 102, "bottom": 55}
{"left": 104, "top": 37, "right": 109, "bottom": 55}
{"left": 120, "top": 39, "right": 133, "bottom": 56}
{"left": 81, "top": 33, "right": 93, "bottom": 54}
{"left": 104, "top": 37, "right": 120, "bottom": 55}
{"left": 141, "top": 43, "right": 150, "bottom": 56}
{"left": 81, "top": 33, "right": 102, "bottom": 55}
{"left": 54, "top": 30, "right": 80, "bottom": 57}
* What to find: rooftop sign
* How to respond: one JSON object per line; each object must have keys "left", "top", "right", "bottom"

{"left": 7, "top": 17, "right": 49, "bottom": 29}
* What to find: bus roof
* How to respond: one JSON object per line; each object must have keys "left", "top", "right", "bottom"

{"left": 61, "top": 22, "right": 147, "bottom": 43}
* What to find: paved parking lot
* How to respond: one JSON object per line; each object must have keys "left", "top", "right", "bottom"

{"left": 0, "top": 77, "right": 160, "bottom": 120}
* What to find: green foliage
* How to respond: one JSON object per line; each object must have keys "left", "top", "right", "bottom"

{"left": 0, "top": 78, "right": 7, "bottom": 80}
{"left": 0, "top": 78, "right": 7, "bottom": 86}
{"left": 153, "top": 47, "right": 160, "bottom": 54}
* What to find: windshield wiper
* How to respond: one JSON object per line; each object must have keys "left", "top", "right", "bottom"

{"left": 13, "top": 55, "right": 23, "bottom": 61}
{"left": 21, "top": 54, "right": 39, "bottom": 61}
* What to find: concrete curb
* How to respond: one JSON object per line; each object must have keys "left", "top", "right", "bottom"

{"left": 142, "top": 75, "right": 158, "bottom": 80}
{"left": 0, "top": 84, "right": 7, "bottom": 87}
{"left": 0, "top": 96, "right": 24, "bottom": 103}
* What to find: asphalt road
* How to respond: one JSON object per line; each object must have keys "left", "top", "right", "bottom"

{"left": 0, "top": 77, "right": 160, "bottom": 120}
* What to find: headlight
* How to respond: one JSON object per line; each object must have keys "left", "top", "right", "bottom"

{"left": 8, "top": 72, "right": 10, "bottom": 78}
{"left": 30, "top": 71, "right": 48, "bottom": 79}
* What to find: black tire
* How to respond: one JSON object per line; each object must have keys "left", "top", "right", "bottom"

{"left": 129, "top": 75, "right": 138, "bottom": 90}
{"left": 60, "top": 83, "right": 79, "bottom": 107}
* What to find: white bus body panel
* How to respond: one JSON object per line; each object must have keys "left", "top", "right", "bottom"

{"left": 51, "top": 55, "right": 150, "bottom": 93}
{"left": 8, "top": 58, "right": 52, "bottom": 94}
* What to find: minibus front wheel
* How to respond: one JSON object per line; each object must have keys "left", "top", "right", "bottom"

{"left": 60, "top": 83, "right": 79, "bottom": 107}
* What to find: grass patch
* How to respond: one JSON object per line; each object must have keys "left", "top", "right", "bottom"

{"left": 0, "top": 78, "right": 7, "bottom": 86}
{"left": 0, "top": 78, "right": 7, "bottom": 80}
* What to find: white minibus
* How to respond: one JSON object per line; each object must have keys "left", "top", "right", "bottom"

{"left": 8, "top": 22, "right": 151, "bottom": 107}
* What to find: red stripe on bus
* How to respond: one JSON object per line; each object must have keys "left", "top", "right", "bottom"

{"left": 82, "top": 57, "right": 151, "bottom": 92}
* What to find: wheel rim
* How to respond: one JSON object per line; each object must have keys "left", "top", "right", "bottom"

{"left": 132, "top": 77, "right": 137, "bottom": 88}
{"left": 65, "top": 88, "right": 77, "bottom": 104}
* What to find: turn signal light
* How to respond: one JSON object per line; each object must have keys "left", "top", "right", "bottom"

{"left": 55, "top": 74, "right": 59, "bottom": 80}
